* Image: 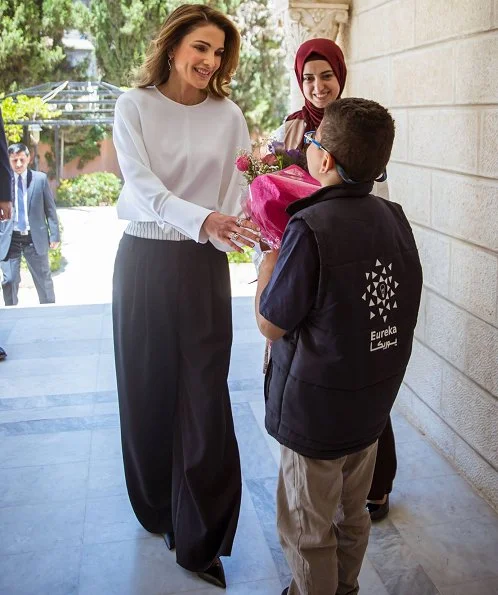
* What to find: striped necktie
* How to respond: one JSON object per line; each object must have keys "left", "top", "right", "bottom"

{"left": 17, "top": 175, "right": 27, "bottom": 232}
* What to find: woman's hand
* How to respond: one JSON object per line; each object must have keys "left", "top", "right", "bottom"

{"left": 202, "top": 213, "right": 261, "bottom": 253}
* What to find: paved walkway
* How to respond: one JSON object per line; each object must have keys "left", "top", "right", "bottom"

{"left": 0, "top": 300, "right": 497, "bottom": 595}
{"left": 1, "top": 208, "right": 497, "bottom": 594}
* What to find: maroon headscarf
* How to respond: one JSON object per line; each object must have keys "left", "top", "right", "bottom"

{"left": 286, "top": 38, "right": 347, "bottom": 133}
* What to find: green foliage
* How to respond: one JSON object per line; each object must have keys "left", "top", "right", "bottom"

{"left": 56, "top": 172, "right": 122, "bottom": 207}
{"left": 0, "top": 95, "right": 61, "bottom": 143}
{"left": 78, "top": 0, "right": 288, "bottom": 135}
{"left": 227, "top": 247, "right": 253, "bottom": 263}
{"left": 63, "top": 125, "right": 108, "bottom": 168}
{"left": 0, "top": 0, "right": 84, "bottom": 92}
{"left": 44, "top": 125, "right": 109, "bottom": 175}
{"left": 231, "top": 2, "right": 288, "bottom": 135}
{"left": 76, "top": 0, "right": 170, "bottom": 86}
{"left": 49, "top": 241, "right": 63, "bottom": 272}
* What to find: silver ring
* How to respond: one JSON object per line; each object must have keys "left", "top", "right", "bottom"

{"left": 229, "top": 232, "right": 239, "bottom": 241}
{"left": 235, "top": 217, "right": 245, "bottom": 227}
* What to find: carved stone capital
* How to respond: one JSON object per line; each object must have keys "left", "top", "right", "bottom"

{"left": 277, "top": 2, "right": 350, "bottom": 68}
{"left": 288, "top": 3, "right": 349, "bottom": 47}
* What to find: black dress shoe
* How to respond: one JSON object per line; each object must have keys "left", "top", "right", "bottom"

{"left": 162, "top": 531, "right": 175, "bottom": 550}
{"left": 197, "top": 557, "right": 226, "bottom": 589}
{"left": 0, "top": 347, "right": 6, "bottom": 361}
{"left": 281, "top": 588, "right": 289, "bottom": 595}
{"left": 367, "top": 495, "right": 389, "bottom": 521}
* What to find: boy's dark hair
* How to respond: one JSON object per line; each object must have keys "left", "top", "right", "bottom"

{"left": 320, "top": 98, "right": 395, "bottom": 183}
{"left": 8, "top": 143, "right": 30, "bottom": 156}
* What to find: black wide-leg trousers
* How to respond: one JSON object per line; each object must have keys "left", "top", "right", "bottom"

{"left": 367, "top": 415, "right": 397, "bottom": 500}
{"left": 112, "top": 234, "right": 242, "bottom": 571}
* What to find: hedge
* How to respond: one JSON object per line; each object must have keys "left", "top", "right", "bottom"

{"left": 56, "top": 172, "right": 122, "bottom": 207}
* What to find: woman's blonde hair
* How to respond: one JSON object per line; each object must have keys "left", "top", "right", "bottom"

{"left": 134, "top": 4, "right": 240, "bottom": 99}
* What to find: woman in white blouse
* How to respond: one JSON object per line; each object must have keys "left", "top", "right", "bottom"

{"left": 112, "top": 4, "right": 259, "bottom": 588}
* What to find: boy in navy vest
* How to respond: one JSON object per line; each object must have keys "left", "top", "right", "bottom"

{"left": 255, "top": 98, "right": 422, "bottom": 595}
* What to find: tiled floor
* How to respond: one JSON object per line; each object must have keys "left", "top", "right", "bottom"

{"left": 0, "top": 299, "right": 497, "bottom": 595}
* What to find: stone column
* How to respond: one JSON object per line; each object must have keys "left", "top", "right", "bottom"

{"left": 275, "top": 1, "right": 350, "bottom": 111}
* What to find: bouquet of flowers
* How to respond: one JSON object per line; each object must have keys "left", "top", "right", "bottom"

{"left": 236, "top": 141, "right": 320, "bottom": 249}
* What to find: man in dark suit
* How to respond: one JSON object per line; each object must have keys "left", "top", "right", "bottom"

{"left": 0, "top": 142, "right": 60, "bottom": 306}
{"left": 0, "top": 110, "right": 13, "bottom": 360}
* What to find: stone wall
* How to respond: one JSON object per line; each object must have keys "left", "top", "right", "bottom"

{"left": 343, "top": 0, "right": 498, "bottom": 509}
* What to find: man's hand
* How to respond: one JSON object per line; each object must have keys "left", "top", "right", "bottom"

{"left": 0, "top": 201, "right": 12, "bottom": 221}
{"left": 49, "top": 241, "right": 60, "bottom": 250}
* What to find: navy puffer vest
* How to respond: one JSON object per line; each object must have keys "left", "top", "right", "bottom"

{"left": 264, "top": 183, "right": 423, "bottom": 459}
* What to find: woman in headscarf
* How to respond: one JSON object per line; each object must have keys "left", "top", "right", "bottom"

{"left": 272, "top": 38, "right": 347, "bottom": 149}
{"left": 272, "top": 38, "right": 395, "bottom": 522}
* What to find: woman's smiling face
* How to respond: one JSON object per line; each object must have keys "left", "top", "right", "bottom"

{"left": 302, "top": 59, "right": 341, "bottom": 109}
{"left": 171, "top": 24, "right": 225, "bottom": 90}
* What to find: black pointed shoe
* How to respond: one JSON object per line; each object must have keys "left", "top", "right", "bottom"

{"left": 0, "top": 347, "right": 6, "bottom": 361}
{"left": 162, "top": 531, "right": 175, "bottom": 550}
{"left": 197, "top": 557, "right": 226, "bottom": 589}
{"left": 281, "top": 588, "right": 289, "bottom": 595}
{"left": 367, "top": 495, "right": 390, "bottom": 522}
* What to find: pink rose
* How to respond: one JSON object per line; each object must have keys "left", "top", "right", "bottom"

{"left": 262, "top": 153, "right": 278, "bottom": 166}
{"left": 236, "top": 155, "right": 251, "bottom": 172}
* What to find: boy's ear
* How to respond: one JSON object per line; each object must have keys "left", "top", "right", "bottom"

{"left": 319, "top": 151, "right": 335, "bottom": 175}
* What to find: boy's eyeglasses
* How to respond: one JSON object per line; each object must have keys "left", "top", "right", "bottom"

{"left": 303, "top": 130, "right": 331, "bottom": 154}
{"left": 304, "top": 130, "right": 354, "bottom": 183}
{"left": 303, "top": 130, "right": 387, "bottom": 185}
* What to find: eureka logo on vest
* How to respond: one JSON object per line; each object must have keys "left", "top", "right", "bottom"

{"left": 362, "top": 259, "right": 398, "bottom": 352}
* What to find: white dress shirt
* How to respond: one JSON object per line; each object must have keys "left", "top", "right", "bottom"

{"left": 113, "top": 87, "right": 251, "bottom": 247}
{"left": 14, "top": 171, "right": 29, "bottom": 232}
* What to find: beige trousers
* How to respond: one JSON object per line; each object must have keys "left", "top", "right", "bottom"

{"left": 277, "top": 441, "right": 378, "bottom": 595}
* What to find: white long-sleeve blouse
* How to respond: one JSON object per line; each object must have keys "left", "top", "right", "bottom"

{"left": 113, "top": 87, "right": 251, "bottom": 244}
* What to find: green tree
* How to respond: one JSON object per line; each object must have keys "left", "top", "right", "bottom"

{"left": 231, "top": 1, "right": 288, "bottom": 135}
{"left": 0, "top": 0, "right": 82, "bottom": 92}
{"left": 76, "top": 0, "right": 170, "bottom": 86}
{"left": 80, "top": 0, "right": 287, "bottom": 134}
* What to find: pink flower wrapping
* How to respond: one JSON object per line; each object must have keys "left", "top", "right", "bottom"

{"left": 243, "top": 165, "right": 320, "bottom": 249}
